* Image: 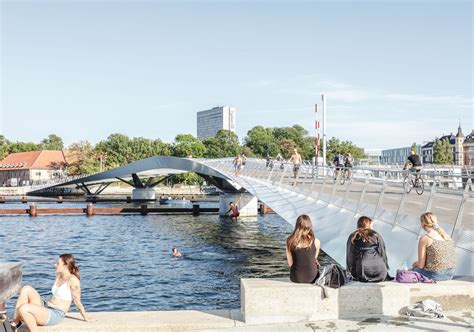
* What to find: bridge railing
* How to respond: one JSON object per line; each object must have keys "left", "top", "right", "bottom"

{"left": 203, "top": 158, "right": 473, "bottom": 254}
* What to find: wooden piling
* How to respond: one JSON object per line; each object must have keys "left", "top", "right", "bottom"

{"left": 28, "top": 204, "right": 37, "bottom": 217}
{"left": 86, "top": 203, "right": 94, "bottom": 216}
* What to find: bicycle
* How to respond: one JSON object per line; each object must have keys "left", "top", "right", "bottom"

{"left": 403, "top": 171, "right": 424, "bottom": 195}
{"left": 339, "top": 168, "right": 352, "bottom": 185}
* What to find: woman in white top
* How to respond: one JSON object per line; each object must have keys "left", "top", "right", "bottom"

{"left": 11, "top": 254, "right": 90, "bottom": 332}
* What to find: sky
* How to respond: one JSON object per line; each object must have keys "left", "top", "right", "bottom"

{"left": 1, "top": 0, "right": 472, "bottom": 149}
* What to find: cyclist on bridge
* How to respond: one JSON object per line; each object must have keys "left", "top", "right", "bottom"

{"left": 403, "top": 150, "right": 422, "bottom": 177}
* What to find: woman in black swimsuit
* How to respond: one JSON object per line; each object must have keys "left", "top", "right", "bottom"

{"left": 286, "top": 214, "right": 321, "bottom": 283}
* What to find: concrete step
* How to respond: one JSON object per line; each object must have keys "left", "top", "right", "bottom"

{"left": 240, "top": 277, "right": 474, "bottom": 325}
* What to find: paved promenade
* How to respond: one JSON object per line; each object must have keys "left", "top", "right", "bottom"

{"left": 24, "top": 309, "right": 471, "bottom": 331}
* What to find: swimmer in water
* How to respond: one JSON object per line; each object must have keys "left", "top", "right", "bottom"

{"left": 172, "top": 247, "right": 182, "bottom": 257}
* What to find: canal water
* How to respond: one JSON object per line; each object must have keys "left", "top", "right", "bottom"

{"left": 1, "top": 201, "right": 334, "bottom": 312}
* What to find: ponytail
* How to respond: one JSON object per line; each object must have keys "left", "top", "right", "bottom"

{"left": 351, "top": 216, "right": 376, "bottom": 244}
{"left": 420, "top": 212, "right": 452, "bottom": 241}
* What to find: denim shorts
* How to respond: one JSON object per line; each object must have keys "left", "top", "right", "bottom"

{"left": 41, "top": 298, "right": 66, "bottom": 326}
{"left": 413, "top": 267, "right": 455, "bottom": 281}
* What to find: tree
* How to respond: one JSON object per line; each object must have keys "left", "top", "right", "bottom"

{"left": 203, "top": 130, "right": 240, "bottom": 158}
{"left": 67, "top": 141, "right": 100, "bottom": 175}
{"left": 95, "top": 133, "right": 133, "bottom": 169}
{"left": 326, "top": 137, "right": 366, "bottom": 163}
{"left": 8, "top": 142, "right": 39, "bottom": 153}
{"left": 279, "top": 139, "right": 298, "bottom": 159}
{"left": 0, "top": 135, "right": 10, "bottom": 160}
{"left": 41, "top": 134, "right": 64, "bottom": 150}
{"left": 172, "top": 134, "right": 206, "bottom": 158}
{"left": 244, "top": 126, "right": 279, "bottom": 157}
{"left": 433, "top": 138, "right": 453, "bottom": 164}
{"left": 411, "top": 142, "right": 417, "bottom": 153}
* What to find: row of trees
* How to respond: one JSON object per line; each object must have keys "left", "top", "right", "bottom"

{"left": 1, "top": 127, "right": 457, "bottom": 178}
{"left": 0, "top": 134, "right": 64, "bottom": 159}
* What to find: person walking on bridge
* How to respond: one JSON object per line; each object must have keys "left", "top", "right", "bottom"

{"left": 233, "top": 155, "right": 242, "bottom": 175}
{"left": 288, "top": 149, "right": 302, "bottom": 179}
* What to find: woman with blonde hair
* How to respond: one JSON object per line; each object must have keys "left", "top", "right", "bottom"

{"left": 346, "top": 216, "right": 390, "bottom": 282}
{"left": 11, "top": 254, "right": 91, "bottom": 332}
{"left": 412, "top": 212, "right": 456, "bottom": 281}
{"left": 286, "top": 214, "right": 320, "bottom": 283}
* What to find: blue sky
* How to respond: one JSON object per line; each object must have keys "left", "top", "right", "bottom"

{"left": 1, "top": 0, "right": 472, "bottom": 149}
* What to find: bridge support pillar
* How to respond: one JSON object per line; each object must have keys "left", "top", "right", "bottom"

{"left": 219, "top": 192, "right": 258, "bottom": 217}
{"left": 132, "top": 188, "right": 156, "bottom": 201}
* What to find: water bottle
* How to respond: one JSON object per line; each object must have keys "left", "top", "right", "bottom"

{"left": 402, "top": 261, "right": 408, "bottom": 271}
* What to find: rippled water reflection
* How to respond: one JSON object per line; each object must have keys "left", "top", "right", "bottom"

{"left": 1, "top": 204, "right": 333, "bottom": 311}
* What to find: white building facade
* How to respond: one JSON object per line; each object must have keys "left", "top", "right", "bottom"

{"left": 197, "top": 106, "right": 236, "bottom": 140}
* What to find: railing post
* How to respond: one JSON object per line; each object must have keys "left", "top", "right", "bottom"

{"left": 372, "top": 177, "right": 387, "bottom": 219}
{"left": 341, "top": 175, "right": 353, "bottom": 209}
{"left": 310, "top": 169, "right": 317, "bottom": 192}
{"left": 355, "top": 176, "right": 370, "bottom": 215}
{"left": 450, "top": 178, "right": 471, "bottom": 241}
{"left": 267, "top": 165, "right": 275, "bottom": 182}
{"left": 393, "top": 183, "right": 409, "bottom": 229}
{"left": 329, "top": 176, "right": 338, "bottom": 205}
{"left": 279, "top": 166, "right": 287, "bottom": 185}
{"left": 424, "top": 183, "right": 437, "bottom": 212}
{"left": 317, "top": 175, "right": 329, "bottom": 201}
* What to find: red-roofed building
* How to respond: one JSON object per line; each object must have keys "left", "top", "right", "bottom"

{"left": 0, "top": 150, "right": 71, "bottom": 186}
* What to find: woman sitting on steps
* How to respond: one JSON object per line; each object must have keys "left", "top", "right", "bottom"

{"left": 286, "top": 214, "right": 321, "bottom": 283}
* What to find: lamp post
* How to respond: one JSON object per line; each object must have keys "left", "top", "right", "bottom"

{"left": 322, "top": 94, "right": 327, "bottom": 167}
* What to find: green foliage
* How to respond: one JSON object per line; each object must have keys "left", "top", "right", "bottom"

{"left": 41, "top": 134, "right": 64, "bottom": 150}
{"left": 326, "top": 137, "right": 366, "bottom": 163}
{"left": 0, "top": 135, "right": 10, "bottom": 160}
{"left": 279, "top": 139, "right": 298, "bottom": 159}
{"left": 172, "top": 172, "right": 203, "bottom": 186}
{"left": 433, "top": 138, "right": 453, "bottom": 164}
{"left": 411, "top": 142, "right": 417, "bottom": 153}
{"left": 244, "top": 126, "right": 279, "bottom": 157}
{"left": 203, "top": 130, "right": 240, "bottom": 158}
{"left": 244, "top": 125, "right": 315, "bottom": 158}
{"left": 8, "top": 141, "right": 40, "bottom": 153}
{"left": 172, "top": 134, "right": 206, "bottom": 158}
{"left": 67, "top": 141, "right": 100, "bottom": 175}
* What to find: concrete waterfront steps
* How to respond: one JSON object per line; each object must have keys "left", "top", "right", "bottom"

{"left": 30, "top": 310, "right": 243, "bottom": 332}
{"left": 241, "top": 277, "right": 474, "bottom": 325}
{"left": 21, "top": 277, "right": 471, "bottom": 331}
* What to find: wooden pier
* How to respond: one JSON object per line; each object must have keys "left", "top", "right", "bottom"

{"left": 0, "top": 204, "right": 218, "bottom": 217}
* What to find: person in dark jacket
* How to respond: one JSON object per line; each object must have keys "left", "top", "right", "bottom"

{"left": 346, "top": 216, "right": 390, "bottom": 282}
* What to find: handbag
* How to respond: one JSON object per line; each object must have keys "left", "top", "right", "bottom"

{"left": 396, "top": 269, "right": 434, "bottom": 283}
{"left": 0, "top": 311, "right": 13, "bottom": 332}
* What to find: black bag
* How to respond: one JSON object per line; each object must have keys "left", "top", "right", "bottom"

{"left": 314, "top": 264, "right": 351, "bottom": 298}
{"left": 0, "top": 311, "right": 13, "bottom": 332}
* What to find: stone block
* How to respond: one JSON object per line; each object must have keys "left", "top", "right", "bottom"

{"left": 0, "top": 262, "right": 22, "bottom": 303}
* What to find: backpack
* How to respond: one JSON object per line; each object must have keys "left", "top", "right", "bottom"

{"left": 334, "top": 154, "right": 344, "bottom": 166}
{"left": 396, "top": 270, "right": 434, "bottom": 283}
{"left": 0, "top": 312, "right": 13, "bottom": 332}
{"left": 314, "top": 264, "right": 351, "bottom": 298}
{"left": 345, "top": 155, "right": 354, "bottom": 166}
{"left": 406, "top": 299, "right": 444, "bottom": 318}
